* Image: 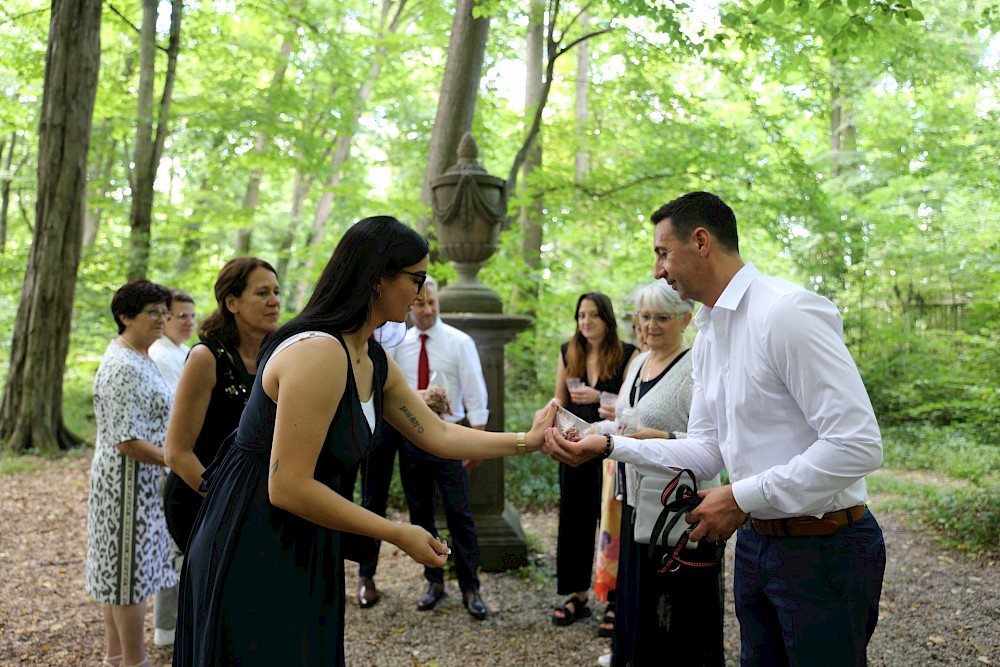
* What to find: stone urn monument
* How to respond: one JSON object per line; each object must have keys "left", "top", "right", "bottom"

{"left": 430, "top": 133, "right": 507, "bottom": 314}
{"left": 429, "top": 133, "right": 532, "bottom": 571}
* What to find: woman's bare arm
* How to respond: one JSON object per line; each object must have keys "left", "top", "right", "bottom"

{"left": 164, "top": 345, "right": 217, "bottom": 493}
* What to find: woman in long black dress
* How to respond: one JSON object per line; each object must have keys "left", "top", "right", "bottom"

{"left": 550, "top": 292, "right": 638, "bottom": 627}
{"left": 174, "top": 216, "right": 556, "bottom": 666}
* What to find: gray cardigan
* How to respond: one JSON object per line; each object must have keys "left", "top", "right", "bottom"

{"left": 596, "top": 349, "right": 718, "bottom": 509}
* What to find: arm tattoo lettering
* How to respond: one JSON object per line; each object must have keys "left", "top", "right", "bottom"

{"left": 399, "top": 405, "right": 425, "bottom": 434}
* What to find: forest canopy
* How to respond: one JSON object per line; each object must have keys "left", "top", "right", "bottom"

{"left": 0, "top": 0, "right": 998, "bottom": 452}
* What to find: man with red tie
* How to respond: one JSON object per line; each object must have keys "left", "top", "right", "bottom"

{"left": 357, "top": 276, "right": 490, "bottom": 620}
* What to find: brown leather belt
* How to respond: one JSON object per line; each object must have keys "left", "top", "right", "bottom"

{"left": 752, "top": 505, "right": 867, "bottom": 537}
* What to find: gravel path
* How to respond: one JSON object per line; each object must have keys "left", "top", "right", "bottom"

{"left": 0, "top": 452, "right": 996, "bottom": 666}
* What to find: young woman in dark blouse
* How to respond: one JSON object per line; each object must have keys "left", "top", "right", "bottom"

{"left": 551, "top": 292, "right": 638, "bottom": 626}
{"left": 163, "top": 257, "right": 281, "bottom": 552}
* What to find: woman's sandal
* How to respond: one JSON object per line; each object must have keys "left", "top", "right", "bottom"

{"left": 598, "top": 603, "right": 616, "bottom": 638}
{"left": 101, "top": 655, "right": 122, "bottom": 667}
{"left": 551, "top": 596, "right": 591, "bottom": 626}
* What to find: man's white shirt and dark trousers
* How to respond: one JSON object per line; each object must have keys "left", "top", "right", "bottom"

{"left": 611, "top": 264, "right": 886, "bottom": 665}
{"left": 358, "top": 315, "right": 490, "bottom": 619}
{"left": 148, "top": 336, "right": 189, "bottom": 647}
{"left": 395, "top": 319, "right": 489, "bottom": 617}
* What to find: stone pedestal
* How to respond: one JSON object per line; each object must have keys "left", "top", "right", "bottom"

{"left": 441, "top": 312, "right": 531, "bottom": 571}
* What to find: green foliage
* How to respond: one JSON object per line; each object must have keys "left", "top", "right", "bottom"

{"left": 0, "top": 455, "right": 40, "bottom": 476}
{"left": 868, "top": 424, "right": 1000, "bottom": 552}
{"left": 922, "top": 481, "right": 1000, "bottom": 551}
{"left": 868, "top": 474, "right": 999, "bottom": 552}
{"left": 505, "top": 453, "right": 561, "bottom": 510}
{"left": 857, "top": 330, "right": 1000, "bottom": 446}
{"left": 882, "top": 425, "right": 1000, "bottom": 483}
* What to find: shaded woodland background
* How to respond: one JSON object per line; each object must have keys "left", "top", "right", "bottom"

{"left": 0, "top": 0, "right": 997, "bottom": 545}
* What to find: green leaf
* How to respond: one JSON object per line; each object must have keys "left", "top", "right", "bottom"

{"left": 773, "top": 0, "right": 785, "bottom": 15}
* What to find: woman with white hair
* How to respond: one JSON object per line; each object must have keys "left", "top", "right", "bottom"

{"left": 599, "top": 280, "right": 725, "bottom": 667}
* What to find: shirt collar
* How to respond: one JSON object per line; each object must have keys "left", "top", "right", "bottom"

{"left": 694, "top": 263, "right": 758, "bottom": 333}
{"left": 413, "top": 318, "right": 441, "bottom": 339}
{"left": 714, "top": 263, "right": 758, "bottom": 312}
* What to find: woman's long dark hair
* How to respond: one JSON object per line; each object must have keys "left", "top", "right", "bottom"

{"left": 565, "top": 292, "right": 626, "bottom": 382}
{"left": 259, "top": 216, "right": 429, "bottom": 363}
{"left": 199, "top": 257, "right": 277, "bottom": 349}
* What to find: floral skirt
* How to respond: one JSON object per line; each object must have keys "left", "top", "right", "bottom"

{"left": 594, "top": 459, "right": 622, "bottom": 603}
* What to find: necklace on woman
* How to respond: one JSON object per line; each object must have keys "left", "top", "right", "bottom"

{"left": 117, "top": 335, "right": 147, "bottom": 358}
{"left": 642, "top": 345, "right": 685, "bottom": 381}
{"left": 345, "top": 336, "right": 364, "bottom": 365}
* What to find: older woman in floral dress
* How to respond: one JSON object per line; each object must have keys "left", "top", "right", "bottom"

{"left": 86, "top": 279, "right": 179, "bottom": 667}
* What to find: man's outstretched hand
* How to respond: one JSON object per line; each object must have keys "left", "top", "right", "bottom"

{"left": 542, "top": 427, "right": 605, "bottom": 467}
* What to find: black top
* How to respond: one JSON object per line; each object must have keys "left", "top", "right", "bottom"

{"left": 561, "top": 341, "right": 639, "bottom": 423}
{"left": 163, "top": 339, "right": 254, "bottom": 552}
{"left": 174, "top": 332, "right": 388, "bottom": 666}
{"left": 193, "top": 339, "right": 254, "bottom": 465}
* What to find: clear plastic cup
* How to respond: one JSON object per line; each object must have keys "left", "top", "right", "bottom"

{"left": 599, "top": 391, "right": 618, "bottom": 408}
{"left": 566, "top": 377, "right": 585, "bottom": 391}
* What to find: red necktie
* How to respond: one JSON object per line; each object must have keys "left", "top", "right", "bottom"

{"left": 417, "top": 333, "right": 430, "bottom": 390}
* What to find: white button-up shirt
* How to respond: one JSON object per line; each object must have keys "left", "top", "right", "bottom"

{"left": 149, "top": 337, "right": 189, "bottom": 392}
{"left": 611, "top": 264, "right": 882, "bottom": 520}
{"left": 389, "top": 319, "right": 489, "bottom": 427}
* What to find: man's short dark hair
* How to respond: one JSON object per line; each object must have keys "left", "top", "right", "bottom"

{"left": 651, "top": 191, "right": 740, "bottom": 253}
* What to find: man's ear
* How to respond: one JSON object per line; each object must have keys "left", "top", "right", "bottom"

{"left": 693, "top": 227, "right": 712, "bottom": 256}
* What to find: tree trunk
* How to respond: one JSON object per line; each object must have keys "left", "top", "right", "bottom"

{"left": 127, "top": 0, "right": 182, "bottom": 280}
{"left": 0, "top": 132, "right": 15, "bottom": 253}
{"left": 418, "top": 0, "right": 490, "bottom": 234}
{"left": 82, "top": 132, "right": 118, "bottom": 247}
{"left": 505, "top": 4, "right": 611, "bottom": 199}
{"left": 517, "top": 0, "right": 545, "bottom": 306}
{"left": 276, "top": 169, "right": 313, "bottom": 293}
{"left": 235, "top": 32, "right": 295, "bottom": 253}
{"left": 574, "top": 12, "right": 589, "bottom": 183}
{"left": 0, "top": 0, "right": 103, "bottom": 454}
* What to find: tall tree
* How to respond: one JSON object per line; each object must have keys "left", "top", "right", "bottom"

{"left": 292, "top": 0, "right": 409, "bottom": 308}
{"left": 0, "top": 0, "right": 103, "bottom": 453}
{"left": 0, "top": 131, "right": 25, "bottom": 253}
{"left": 127, "top": 0, "right": 182, "bottom": 280}
{"left": 517, "top": 0, "right": 546, "bottom": 305}
{"left": 418, "top": 0, "right": 491, "bottom": 233}
{"left": 235, "top": 30, "right": 296, "bottom": 253}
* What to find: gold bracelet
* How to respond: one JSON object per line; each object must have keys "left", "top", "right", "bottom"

{"left": 516, "top": 432, "right": 527, "bottom": 456}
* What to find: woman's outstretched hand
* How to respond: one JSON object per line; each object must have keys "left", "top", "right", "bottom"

{"left": 394, "top": 523, "right": 450, "bottom": 568}
{"left": 526, "top": 401, "right": 558, "bottom": 452}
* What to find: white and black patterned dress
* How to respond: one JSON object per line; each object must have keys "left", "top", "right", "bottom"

{"left": 86, "top": 342, "right": 179, "bottom": 605}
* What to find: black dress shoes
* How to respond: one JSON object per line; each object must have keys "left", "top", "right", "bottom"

{"left": 416, "top": 582, "right": 446, "bottom": 611}
{"left": 463, "top": 590, "right": 488, "bottom": 620}
{"left": 357, "top": 577, "right": 380, "bottom": 608}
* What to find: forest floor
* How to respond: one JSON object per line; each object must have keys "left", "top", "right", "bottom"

{"left": 0, "top": 451, "right": 997, "bottom": 667}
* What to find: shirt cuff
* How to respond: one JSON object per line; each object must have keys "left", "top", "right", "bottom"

{"left": 608, "top": 435, "right": 639, "bottom": 461}
{"left": 731, "top": 475, "right": 768, "bottom": 515}
{"left": 466, "top": 409, "right": 490, "bottom": 427}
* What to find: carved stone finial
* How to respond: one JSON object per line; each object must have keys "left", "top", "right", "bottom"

{"left": 448, "top": 132, "right": 486, "bottom": 174}
{"left": 458, "top": 132, "right": 478, "bottom": 162}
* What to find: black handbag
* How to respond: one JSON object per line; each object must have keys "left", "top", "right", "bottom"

{"left": 647, "top": 468, "right": 726, "bottom": 574}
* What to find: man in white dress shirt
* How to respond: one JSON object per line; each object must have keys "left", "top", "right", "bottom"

{"left": 545, "top": 192, "right": 886, "bottom": 665}
{"left": 148, "top": 287, "right": 196, "bottom": 647}
{"left": 360, "top": 276, "right": 491, "bottom": 620}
